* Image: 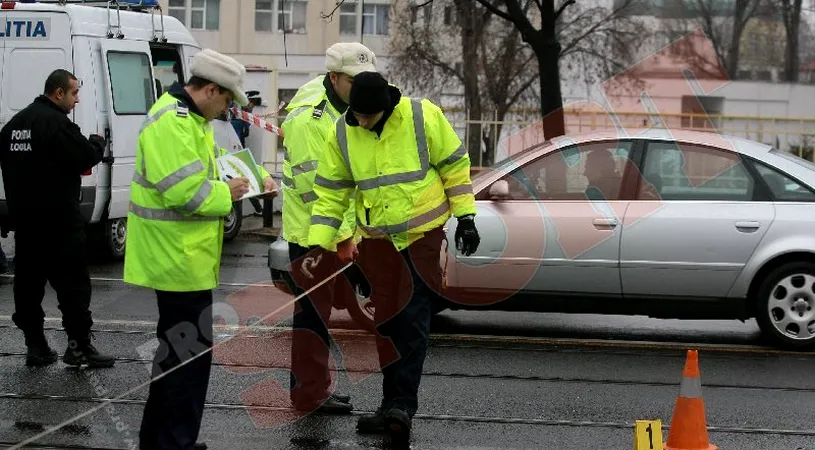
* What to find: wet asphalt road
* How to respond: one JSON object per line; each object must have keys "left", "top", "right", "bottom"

{"left": 0, "top": 235, "right": 814, "bottom": 449}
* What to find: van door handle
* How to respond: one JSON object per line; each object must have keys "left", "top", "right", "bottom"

{"left": 735, "top": 221, "right": 760, "bottom": 232}
{"left": 593, "top": 218, "right": 618, "bottom": 229}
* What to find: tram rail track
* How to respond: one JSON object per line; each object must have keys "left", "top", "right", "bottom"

{"left": 0, "top": 350, "right": 813, "bottom": 394}
{"left": 2, "top": 393, "right": 815, "bottom": 440}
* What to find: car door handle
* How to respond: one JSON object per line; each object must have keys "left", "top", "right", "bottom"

{"left": 593, "top": 218, "right": 618, "bottom": 229}
{"left": 735, "top": 221, "right": 761, "bottom": 232}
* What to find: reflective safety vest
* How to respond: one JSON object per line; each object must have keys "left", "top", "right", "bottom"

{"left": 123, "top": 92, "right": 234, "bottom": 292}
{"left": 308, "top": 96, "right": 477, "bottom": 251}
{"left": 280, "top": 76, "right": 356, "bottom": 249}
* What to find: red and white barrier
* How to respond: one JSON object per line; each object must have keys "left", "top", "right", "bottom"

{"left": 229, "top": 107, "right": 284, "bottom": 137}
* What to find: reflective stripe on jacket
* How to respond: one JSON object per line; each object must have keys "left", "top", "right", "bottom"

{"left": 281, "top": 75, "right": 356, "bottom": 249}
{"left": 307, "top": 96, "right": 476, "bottom": 251}
{"left": 123, "top": 92, "right": 233, "bottom": 292}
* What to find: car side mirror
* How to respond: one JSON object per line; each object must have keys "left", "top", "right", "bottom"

{"left": 488, "top": 180, "right": 510, "bottom": 200}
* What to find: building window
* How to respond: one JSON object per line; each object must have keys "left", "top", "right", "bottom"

{"left": 279, "top": 0, "right": 307, "bottom": 33}
{"left": 167, "top": 0, "right": 220, "bottom": 30}
{"left": 255, "top": 0, "right": 273, "bottom": 32}
{"left": 191, "top": 0, "right": 220, "bottom": 30}
{"left": 340, "top": 3, "right": 356, "bottom": 35}
{"left": 443, "top": 6, "right": 453, "bottom": 25}
{"left": 410, "top": 3, "right": 432, "bottom": 25}
{"left": 168, "top": 0, "right": 186, "bottom": 24}
{"left": 362, "top": 3, "right": 390, "bottom": 35}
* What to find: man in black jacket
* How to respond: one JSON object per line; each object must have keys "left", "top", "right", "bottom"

{"left": 0, "top": 69, "right": 115, "bottom": 368}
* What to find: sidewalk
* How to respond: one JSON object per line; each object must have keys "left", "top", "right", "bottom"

{"left": 239, "top": 211, "right": 281, "bottom": 241}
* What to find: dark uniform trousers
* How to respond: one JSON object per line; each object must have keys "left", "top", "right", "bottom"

{"left": 287, "top": 242, "right": 354, "bottom": 405}
{"left": 139, "top": 290, "right": 213, "bottom": 450}
{"left": 12, "top": 228, "right": 93, "bottom": 343}
{"left": 356, "top": 226, "right": 444, "bottom": 417}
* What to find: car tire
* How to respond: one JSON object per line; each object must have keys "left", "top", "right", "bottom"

{"left": 223, "top": 202, "right": 242, "bottom": 242}
{"left": 88, "top": 218, "right": 126, "bottom": 262}
{"left": 103, "top": 218, "right": 127, "bottom": 261}
{"left": 755, "top": 261, "right": 815, "bottom": 351}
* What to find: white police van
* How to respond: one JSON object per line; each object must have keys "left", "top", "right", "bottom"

{"left": 0, "top": 0, "right": 203, "bottom": 259}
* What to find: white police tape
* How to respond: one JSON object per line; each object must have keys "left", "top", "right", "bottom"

{"left": 8, "top": 260, "right": 353, "bottom": 450}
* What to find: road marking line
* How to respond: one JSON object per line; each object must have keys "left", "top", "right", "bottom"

{"left": 0, "top": 274, "right": 277, "bottom": 288}
{"left": 2, "top": 393, "right": 815, "bottom": 437}
{"left": 0, "top": 316, "right": 808, "bottom": 355}
{"left": 0, "top": 317, "right": 160, "bottom": 328}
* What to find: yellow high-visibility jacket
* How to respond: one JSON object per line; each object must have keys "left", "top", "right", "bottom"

{"left": 307, "top": 96, "right": 476, "bottom": 251}
{"left": 124, "top": 91, "right": 270, "bottom": 292}
{"left": 281, "top": 75, "right": 355, "bottom": 250}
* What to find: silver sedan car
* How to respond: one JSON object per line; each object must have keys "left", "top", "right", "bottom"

{"left": 268, "top": 128, "right": 815, "bottom": 350}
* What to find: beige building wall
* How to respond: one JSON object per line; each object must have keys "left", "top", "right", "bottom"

{"left": 157, "top": 0, "right": 393, "bottom": 74}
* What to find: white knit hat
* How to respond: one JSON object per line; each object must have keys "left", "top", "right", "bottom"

{"left": 325, "top": 42, "right": 376, "bottom": 77}
{"left": 191, "top": 49, "right": 249, "bottom": 106}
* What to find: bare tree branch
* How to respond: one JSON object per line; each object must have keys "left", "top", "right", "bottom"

{"left": 506, "top": 73, "right": 539, "bottom": 109}
{"left": 663, "top": 0, "right": 766, "bottom": 79}
{"left": 555, "top": 0, "right": 576, "bottom": 19}
{"left": 319, "top": 0, "right": 350, "bottom": 20}
{"left": 559, "top": 0, "right": 639, "bottom": 57}
{"left": 534, "top": 0, "right": 545, "bottom": 16}
{"left": 777, "top": 0, "right": 803, "bottom": 81}
{"left": 472, "top": 0, "right": 515, "bottom": 23}
{"left": 390, "top": 0, "right": 651, "bottom": 145}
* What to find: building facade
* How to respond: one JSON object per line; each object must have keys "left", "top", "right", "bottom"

{"left": 158, "top": 0, "right": 395, "bottom": 99}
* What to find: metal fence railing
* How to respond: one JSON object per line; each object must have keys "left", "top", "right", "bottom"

{"left": 261, "top": 111, "right": 815, "bottom": 172}
{"left": 444, "top": 111, "right": 815, "bottom": 167}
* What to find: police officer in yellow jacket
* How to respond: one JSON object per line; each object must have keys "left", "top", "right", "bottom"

{"left": 124, "top": 49, "right": 278, "bottom": 450}
{"left": 307, "top": 72, "right": 480, "bottom": 437}
{"left": 281, "top": 42, "right": 376, "bottom": 414}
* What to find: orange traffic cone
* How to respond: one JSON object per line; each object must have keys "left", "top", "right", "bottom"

{"left": 665, "top": 350, "right": 717, "bottom": 450}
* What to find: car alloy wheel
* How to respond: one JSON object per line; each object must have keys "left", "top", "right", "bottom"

{"left": 756, "top": 261, "right": 815, "bottom": 351}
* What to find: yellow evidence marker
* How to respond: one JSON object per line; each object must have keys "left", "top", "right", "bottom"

{"left": 634, "top": 419, "right": 664, "bottom": 450}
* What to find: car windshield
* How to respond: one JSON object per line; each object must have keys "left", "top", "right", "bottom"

{"left": 770, "top": 149, "right": 815, "bottom": 172}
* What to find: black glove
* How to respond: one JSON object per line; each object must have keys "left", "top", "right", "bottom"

{"left": 455, "top": 215, "right": 480, "bottom": 256}
{"left": 344, "top": 263, "right": 371, "bottom": 298}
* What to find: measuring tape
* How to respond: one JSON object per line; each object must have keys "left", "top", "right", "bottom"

{"left": 230, "top": 107, "right": 284, "bottom": 137}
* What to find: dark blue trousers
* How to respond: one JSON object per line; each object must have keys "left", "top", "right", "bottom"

{"left": 139, "top": 290, "right": 212, "bottom": 450}
{"left": 357, "top": 227, "right": 444, "bottom": 417}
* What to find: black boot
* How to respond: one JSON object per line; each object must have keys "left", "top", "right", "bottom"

{"left": 63, "top": 335, "right": 115, "bottom": 368}
{"left": 356, "top": 407, "right": 387, "bottom": 434}
{"left": 24, "top": 332, "right": 57, "bottom": 367}
{"left": 385, "top": 407, "right": 412, "bottom": 437}
{"left": 293, "top": 396, "right": 353, "bottom": 414}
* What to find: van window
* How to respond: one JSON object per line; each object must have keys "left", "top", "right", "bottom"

{"left": 107, "top": 52, "right": 154, "bottom": 115}
{"left": 4, "top": 48, "right": 68, "bottom": 112}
